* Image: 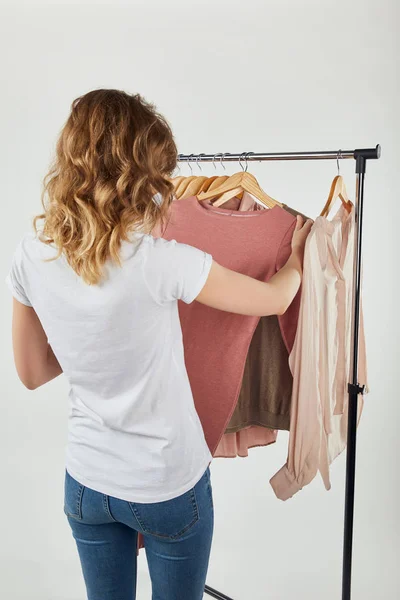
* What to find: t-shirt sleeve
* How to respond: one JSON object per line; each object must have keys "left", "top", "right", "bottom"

{"left": 142, "top": 236, "right": 213, "bottom": 305}
{"left": 5, "top": 237, "right": 33, "bottom": 307}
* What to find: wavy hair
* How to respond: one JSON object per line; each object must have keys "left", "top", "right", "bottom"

{"left": 33, "top": 89, "right": 178, "bottom": 285}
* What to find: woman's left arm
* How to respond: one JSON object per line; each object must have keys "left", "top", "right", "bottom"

{"left": 10, "top": 298, "right": 63, "bottom": 390}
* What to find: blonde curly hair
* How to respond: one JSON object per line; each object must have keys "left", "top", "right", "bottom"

{"left": 33, "top": 89, "right": 177, "bottom": 285}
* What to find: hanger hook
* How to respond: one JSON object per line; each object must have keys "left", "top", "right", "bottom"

{"left": 336, "top": 149, "right": 343, "bottom": 176}
{"left": 212, "top": 153, "right": 218, "bottom": 171}
{"left": 187, "top": 154, "right": 194, "bottom": 175}
{"left": 244, "top": 152, "right": 248, "bottom": 172}
{"left": 239, "top": 152, "right": 246, "bottom": 171}
{"left": 220, "top": 153, "right": 226, "bottom": 171}
{"left": 213, "top": 153, "right": 224, "bottom": 171}
{"left": 245, "top": 152, "right": 254, "bottom": 171}
{"left": 196, "top": 154, "right": 205, "bottom": 172}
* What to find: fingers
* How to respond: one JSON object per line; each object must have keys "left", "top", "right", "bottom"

{"left": 295, "top": 215, "right": 314, "bottom": 230}
{"left": 296, "top": 215, "right": 314, "bottom": 229}
{"left": 304, "top": 218, "right": 314, "bottom": 229}
{"left": 295, "top": 215, "right": 304, "bottom": 229}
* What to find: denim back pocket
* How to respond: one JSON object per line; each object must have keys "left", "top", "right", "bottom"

{"left": 129, "top": 486, "right": 199, "bottom": 539}
{"left": 63, "top": 469, "right": 85, "bottom": 520}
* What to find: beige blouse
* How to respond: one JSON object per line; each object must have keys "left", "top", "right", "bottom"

{"left": 270, "top": 201, "right": 369, "bottom": 500}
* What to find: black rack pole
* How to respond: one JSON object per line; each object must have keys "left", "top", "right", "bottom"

{"left": 177, "top": 145, "right": 381, "bottom": 600}
{"left": 342, "top": 146, "right": 379, "bottom": 599}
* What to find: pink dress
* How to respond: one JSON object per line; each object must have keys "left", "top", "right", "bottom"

{"left": 270, "top": 202, "right": 369, "bottom": 500}
{"left": 154, "top": 196, "right": 301, "bottom": 456}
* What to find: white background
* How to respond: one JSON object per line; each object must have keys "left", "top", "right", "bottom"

{"left": 1, "top": 1, "right": 399, "bottom": 599}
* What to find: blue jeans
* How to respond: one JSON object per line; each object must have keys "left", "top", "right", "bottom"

{"left": 63, "top": 465, "right": 214, "bottom": 600}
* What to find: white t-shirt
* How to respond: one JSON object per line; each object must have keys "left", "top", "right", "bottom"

{"left": 5, "top": 230, "right": 213, "bottom": 502}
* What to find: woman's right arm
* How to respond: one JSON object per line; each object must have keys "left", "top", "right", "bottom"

{"left": 195, "top": 215, "right": 313, "bottom": 317}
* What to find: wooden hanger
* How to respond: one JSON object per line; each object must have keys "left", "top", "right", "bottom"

{"left": 175, "top": 176, "right": 198, "bottom": 199}
{"left": 170, "top": 176, "right": 188, "bottom": 199}
{"left": 171, "top": 175, "right": 223, "bottom": 200}
{"left": 170, "top": 176, "right": 184, "bottom": 184}
{"left": 177, "top": 176, "right": 224, "bottom": 200}
{"left": 205, "top": 176, "right": 229, "bottom": 192}
{"left": 320, "top": 175, "right": 353, "bottom": 217}
{"left": 197, "top": 171, "right": 281, "bottom": 208}
{"left": 197, "top": 175, "right": 219, "bottom": 193}
{"left": 181, "top": 176, "right": 209, "bottom": 200}
{"left": 170, "top": 176, "right": 186, "bottom": 189}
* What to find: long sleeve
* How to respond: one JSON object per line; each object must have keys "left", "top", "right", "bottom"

{"left": 270, "top": 232, "right": 325, "bottom": 500}
{"left": 270, "top": 206, "right": 369, "bottom": 500}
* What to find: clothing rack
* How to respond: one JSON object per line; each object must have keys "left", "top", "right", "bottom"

{"left": 177, "top": 145, "right": 381, "bottom": 600}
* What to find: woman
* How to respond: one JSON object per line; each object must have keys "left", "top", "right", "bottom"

{"left": 5, "top": 89, "right": 313, "bottom": 600}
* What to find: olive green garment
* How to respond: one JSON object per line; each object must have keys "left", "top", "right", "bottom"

{"left": 224, "top": 203, "right": 310, "bottom": 434}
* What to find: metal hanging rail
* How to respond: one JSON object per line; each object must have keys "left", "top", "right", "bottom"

{"left": 178, "top": 146, "right": 380, "bottom": 164}
{"left": 177, "top": 144, "right": 381, "bottom": 600}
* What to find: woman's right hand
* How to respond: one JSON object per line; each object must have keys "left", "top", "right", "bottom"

{"left": 291, "top": 215, "right": 314, "bottom": 262}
